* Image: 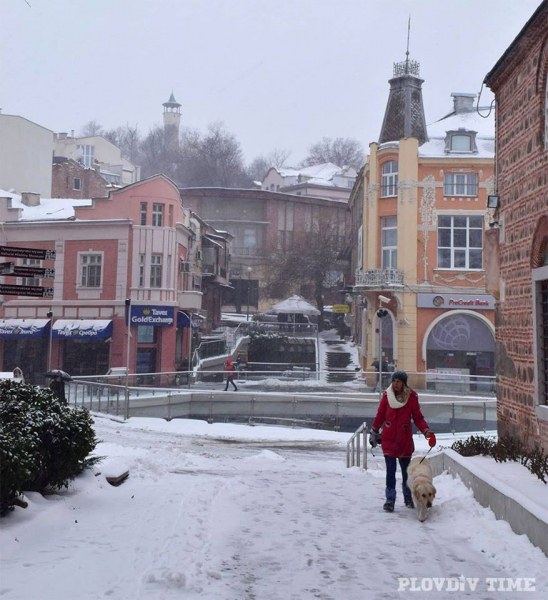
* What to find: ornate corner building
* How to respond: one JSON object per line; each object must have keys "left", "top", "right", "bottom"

{"left": 349, "top": 55, "right": 496, "bottom": 394}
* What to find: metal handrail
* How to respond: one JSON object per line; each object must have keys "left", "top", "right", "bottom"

{"left": 347, "top": 422, "right": 368, "bottom": 469}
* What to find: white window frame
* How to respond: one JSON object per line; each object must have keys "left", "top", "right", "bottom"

{"left": 437, "top": 215, "right": 483, "bottom": 270}
{"left": 152, "top": 203, "right": 164, "bottom": 227}
{"left": 444, "top": 173, "right": 478, "bottom": 197}
{"left": 19, "top": 258, "right": 41, "bottom": 287}
{"left": 76, "top": 144, "right": 94, "bottom": 168}
{"left": 73, "top": 177, "right": 81, "bottom": 191}
{"left": 381, "top": 216, "right": 397, "bottom": 269}
{"left": 79, "top": 252, "right": 103, "bottom": 288}
{"left": 381, "top": 161, "right": 398, "bottom": 198}
{"left": 140, "top": 202, "right": 147, "bottom": 226}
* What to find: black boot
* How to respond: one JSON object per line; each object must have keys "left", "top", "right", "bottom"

{"left": 383, "top": 501, "right": 394, "bottom": 512}
{"left": 405, "top": 498, "right": 415, "bottom": 508}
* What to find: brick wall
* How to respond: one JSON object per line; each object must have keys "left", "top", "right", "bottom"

{"left": 52, "top": 160, "right": 108, "bottom": 198}
{"left": 486, "top": 2, "right": 548, "bottom": 451}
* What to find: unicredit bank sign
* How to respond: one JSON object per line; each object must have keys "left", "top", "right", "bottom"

{"left": 130, "top": 305, "right": 174, "bottom": 326}
{"left": 417, "top": 293, "right": 495, "bottom": 310}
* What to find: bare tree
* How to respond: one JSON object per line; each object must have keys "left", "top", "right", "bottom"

{"left": 177, "top": 122, "right": 251, "bottom": 188}
{"left": 302, "top": 137, "right": 364, "bottom": 169}
{"left": 103, "top": 124, "right": 142, "bottom": 164}
{"left": 247, "top": 148, "right": 291, "bottom": 182}
{"left": 263, "top": 221, "right": 347, "bottom": 315}
{"left": 80, "top": 120, "right": 104, "bottom": 137}
{"left": 139, "top": 126, "right": 172, "bottom": 179}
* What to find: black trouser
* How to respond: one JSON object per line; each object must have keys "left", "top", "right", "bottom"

{"left": 224, "top": 374, "right": 237, "bottom": 391}
{"left": 384, "top": 456, "right": 412, "bottom": 503}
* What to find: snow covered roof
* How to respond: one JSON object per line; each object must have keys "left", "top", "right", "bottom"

{"left": 274, "top": 162, "right": 356, "bottom": 183}
{"left": 419, "top": 107, "right": 495, "bottom": 159}
{"left": 0, "top": 189, "right": 93, "bottom": 221}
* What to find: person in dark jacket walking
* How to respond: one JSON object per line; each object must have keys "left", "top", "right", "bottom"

{"left": 49, "top": 375, "right": 66, "bottom": 401}
{"left": 369, "top": 371, "right": 436, "bottom": 512}
{"left": 223, "top": 357, "right": 238, "bottom": 391}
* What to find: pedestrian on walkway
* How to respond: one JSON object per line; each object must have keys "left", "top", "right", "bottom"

{"left": 369, "top": 370, "right": 436, "bottom": 512}
{"left": 223, "top": 357, "right": 238, "bottom": 391}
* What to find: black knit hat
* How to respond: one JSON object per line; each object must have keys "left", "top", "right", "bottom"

{"left": 391, "top": 370, "right": 408, "bottom": 385}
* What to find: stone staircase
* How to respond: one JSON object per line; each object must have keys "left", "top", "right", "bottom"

{"left": 323, "top": 339, "right": 358, "bottom": 383}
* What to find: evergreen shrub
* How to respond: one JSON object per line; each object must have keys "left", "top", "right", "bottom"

{"left": 451, "top": 434, "right": 548, "bottom": 484}
{"left": 0, "top": 380, "right": 98, "bottom": 515}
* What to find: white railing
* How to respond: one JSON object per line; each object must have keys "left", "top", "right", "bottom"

{"left": 65, "top": 379, "right": 497, "bottom": 434}
{"left": 346, "top": 422, "right": 368, "bottom": 469}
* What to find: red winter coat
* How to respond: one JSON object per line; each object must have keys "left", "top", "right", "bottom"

{"left": 371, "top": 387, "right": 430, "bottom": 458}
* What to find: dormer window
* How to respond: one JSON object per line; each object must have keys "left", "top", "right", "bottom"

{"left": 445, "top": 129, "right": 477, "bottom": 153}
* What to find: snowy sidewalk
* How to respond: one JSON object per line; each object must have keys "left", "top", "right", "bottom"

{"left": 1, "top": 417, "right": 547, "bottom": 599}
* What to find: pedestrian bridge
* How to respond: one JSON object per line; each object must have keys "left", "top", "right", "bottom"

{"left": 67, "top": 379, "right": 496, "bottom": 434}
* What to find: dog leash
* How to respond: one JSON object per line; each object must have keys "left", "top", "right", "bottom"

{"left": 419, "top": 445, "right": 434, "bottom": 464}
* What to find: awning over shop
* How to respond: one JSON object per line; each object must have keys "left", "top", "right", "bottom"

{"left": 52, "top": 319, "right": 113, "bottom": 340}
{"left": 0, "top": 318, "right": 50, "bottom": 338}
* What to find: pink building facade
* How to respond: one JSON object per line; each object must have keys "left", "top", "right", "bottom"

{"left": 0, "top": 175, "right": 227, "bottom": 383}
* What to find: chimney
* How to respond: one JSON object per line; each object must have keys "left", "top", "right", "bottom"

{"left": 451, "top": 93, "right": 476, "bottom": 114}
{"left": 21, "top": 192, "right": 40, "bottom": 206}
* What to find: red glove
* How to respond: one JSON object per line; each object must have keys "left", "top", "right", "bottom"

{"left": 425, "top": 431, "right": 436, "bottom": 447}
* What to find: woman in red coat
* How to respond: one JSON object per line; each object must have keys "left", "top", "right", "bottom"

{"left": 223, "top": 357, "right": 238, "bottom": 391}
{"left": 370, "top": 371, "right": 436, "bottom": 512}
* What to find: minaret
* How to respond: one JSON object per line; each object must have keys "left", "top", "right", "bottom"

{"left": 163, "top": 92, "right": 182, "bottom": 152}
{"left": 378, "top": 20, "right": 428, "bottom": 145}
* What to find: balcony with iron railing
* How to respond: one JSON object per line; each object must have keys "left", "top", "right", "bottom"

{"left": 354, "top": 268, "right": 404, "bottom": 288}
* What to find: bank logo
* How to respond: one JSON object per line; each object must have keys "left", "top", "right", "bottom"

{"left": 432, "top": 295, "right": 444, "bottom": 307}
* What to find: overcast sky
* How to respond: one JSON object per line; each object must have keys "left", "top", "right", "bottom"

{"left": 1, "top": 0, "right": 542, "bottom": 165}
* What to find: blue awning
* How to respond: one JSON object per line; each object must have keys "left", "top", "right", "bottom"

{"left": 0, "top": 318, "right": 50, "bottom": 338}
{"left": 52, "top": 319, "right": 113, "bottom": 340}
{"left": 177, "top": 311, "right": 199, "bottom": 329}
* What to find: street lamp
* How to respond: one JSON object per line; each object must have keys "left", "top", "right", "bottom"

{"left": 246, "top": 266, "right": 252, "bottom": 321}
{"left": 376, "top": 308, "right": 388, "bottom": 395}
{"left": 46, "top": 310, "right": 53, "bottom": 372}
{"left": 124, "top": 299, "right": 131, "bottom": 420}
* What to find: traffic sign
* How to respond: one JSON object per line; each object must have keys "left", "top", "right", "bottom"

{"left": 0, "top": 283, "right": 54, "bottom": 298}
{"left": 8, "top": 266, "right": 55, "bottom": 279}
{"left": 0, "top": 245, "right": 56, "bottom": 260}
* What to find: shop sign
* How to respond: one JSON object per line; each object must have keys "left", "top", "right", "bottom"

{"left": 130, "top": 305, "right": 174, "bottom": 326}
{"left": 332, "top": 304, "right": 350, "bottom": 313}
{"left": 417, "top": 293, "right": 495, "bottom": 310}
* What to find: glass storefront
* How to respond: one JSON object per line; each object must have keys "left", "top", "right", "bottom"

{"left": 426, "top": 313, "right": 495, "bottom": 391}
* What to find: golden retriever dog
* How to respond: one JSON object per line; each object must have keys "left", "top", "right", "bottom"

{"left": 407, "top": 456, "right": 437, "bottom": 522}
